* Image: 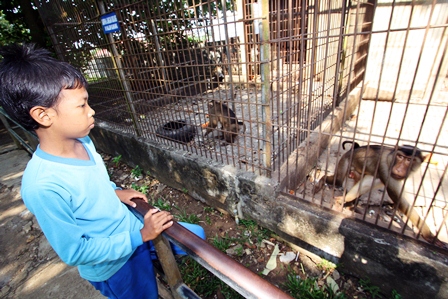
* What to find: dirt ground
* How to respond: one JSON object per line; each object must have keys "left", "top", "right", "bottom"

{"left": 0, "top": 123, "right": 382, "bottom": 299}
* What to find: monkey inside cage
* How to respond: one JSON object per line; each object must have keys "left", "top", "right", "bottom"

{"left": 282, "top": 1, "right": 448, "bottom": 248}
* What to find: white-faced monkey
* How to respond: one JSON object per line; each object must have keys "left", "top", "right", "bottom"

{"left": 314, "top": 141, "right": 444, "bottom": 247}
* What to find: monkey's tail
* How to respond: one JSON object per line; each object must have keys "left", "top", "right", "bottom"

{"left": 342, "top": 140, "right": 360, "bottom": 150}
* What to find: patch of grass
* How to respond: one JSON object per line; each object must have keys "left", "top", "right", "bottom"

{"left": 112, "top": 154, "right": 122, "bottom": 166}
{"left": 316, "top": 259, "right": 337, "bottom": 272}
{"left": 283, "top": 273, "right": 347, "bottom": 299}
{"left": 175, "top": 208, "right": 200, "bottom": 224}
{"left": 152, "top": 198, "right": 171, "bottom": 211}
{"left": 131, "top": 165, "right": 143, "bottom": 178}
{"left": 203, "top": 206, "right": 214, "bottom": 213}
{"left": 210, "top": 234, "right": 245, "bottom": 254}
{"left": 238, "top": 218, "right": 271, "bottom": 243}
{"left": 211, "top": 235, "right": 231, "bottom": 252}
{"left": 131, "top": 183, "right": 149, "bottom": 195}
{"left": 179, "top": 257, "right": 243, "bottom": 299}
{"left": 359, "top": 278, "right": 381, "bottom": 298}
{"left": 391, "top": 289, "right": 402, "bottom": 299}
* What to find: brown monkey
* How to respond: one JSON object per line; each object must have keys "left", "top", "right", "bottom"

{"left": 204, "top": 100, "right": 245, "bottom": 144}
{"left": 314, "top": 142, "right": 443, "bottom": 246}
{"left": 313, "top": 141, "right": 362, "bottom": 193}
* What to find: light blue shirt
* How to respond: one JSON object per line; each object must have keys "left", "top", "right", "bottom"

{"left": 21, "top": 136, "right": 143, "bottom": 281}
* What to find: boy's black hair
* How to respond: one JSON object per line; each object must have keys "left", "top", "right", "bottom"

{"left": 0, "top": 43, "right": 88, "bottom": 130}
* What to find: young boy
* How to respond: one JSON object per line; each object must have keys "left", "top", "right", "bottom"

{"left": 0, "top": 43, "right": 205, "bottom": 299}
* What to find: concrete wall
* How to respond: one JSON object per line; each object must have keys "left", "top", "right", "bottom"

{"left": 364, "top": 1, "right": 448, "bottom": 101}
{"left": 90, "top": 119, "right": 448, "bottom": 299}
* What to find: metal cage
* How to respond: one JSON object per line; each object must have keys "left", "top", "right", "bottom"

{"left": 35, "top": 0, "right": 448, "bottom": 245}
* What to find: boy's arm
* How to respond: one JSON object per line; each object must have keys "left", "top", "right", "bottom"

{"left": 22, "top": 183, "right": 140, "bottom": 267}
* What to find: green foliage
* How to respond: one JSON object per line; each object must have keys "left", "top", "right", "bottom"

{"left": 179, "top": 257, "right": 243, "bottom": 299}
{"left": 210, "top": 233, "right": 244, "bottom": 254}
{"left": 131, "top": 182, "right": 139, "bottom": 191}
{"left": 316, "top": 259, "right": 337, "bottom": 272}
{"left": 211, "top": 235, "right": 231, "bottom": 252}
{"left": 175, "top": 208, "right": 200, "bottom": 224}
{"left": 0, "top": 0, "right": 50, "bottom": 48}
{"left": 152, "top": 198, "right": 171, "bottom": 211}
{"left": 0, "top": 11, "right": 30, "bottom": 46}
{"left": 112, "top": 155, "right": 122, "bottom": 166}
{"left": 283, "top": 273, "right": 347, "bottom": 299}
{"left": 359, "top": 278, "right": 381, "bottom": 298}
{"left": 131, "top": 183, "right": 149, "bottom": 194}
{"left": 238, "top": 218, "right": 271, "bottom": 243}
{"left": 203, "top": 206, "right": 214, "bottom": 213}
{"left": 391, "top": 289, "right": 402, "bottom": 299}
{"left": 131, "top": 165, "right": 143, "bottom": 178}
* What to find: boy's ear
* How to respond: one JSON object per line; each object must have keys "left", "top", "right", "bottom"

{"left": 29, "top": 106, "right": 52, "bottom": 127}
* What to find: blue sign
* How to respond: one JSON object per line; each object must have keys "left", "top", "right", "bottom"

{"left": 101, "top": 12, "right": 120, "bottom": 34}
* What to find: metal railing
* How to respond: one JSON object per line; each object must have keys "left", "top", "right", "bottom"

{"left": 0, "top": 107, "right": 38, "bottom": 155}
{"left": 131, "top": 198, "right": 294, "bottom": 299}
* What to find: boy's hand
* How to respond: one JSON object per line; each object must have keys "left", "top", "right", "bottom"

{"left": 115, "top": 189, "right": 147, "bottom": 208}
{"left": 140, "top": 209, "right": 174, "bottom": 242}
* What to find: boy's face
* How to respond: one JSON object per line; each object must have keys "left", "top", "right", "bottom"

{"left": 49, "top": 87, "right": 95, "bottom": 139}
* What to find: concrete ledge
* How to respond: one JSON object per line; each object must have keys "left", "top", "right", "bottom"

{"left": 252, "top": 194, "right": 448, "bottom": 299}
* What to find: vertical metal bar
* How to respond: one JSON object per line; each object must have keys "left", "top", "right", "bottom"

{"left": 236, "top": 0, "right": 248, "bottom": 80}
{"left": 45, "top": 26, "right": 66, "bottom": 62}
{"left": 220, "top": 0, "right": 234, "bottom": 102}
{"left": 149, "top": 19, "right": 171, "bottom": 94}
{"left": 97, "top": 0, "right": 142, "bottom": 136}
{"left": 260, "top": 0, "right": 271, "bottom": 176}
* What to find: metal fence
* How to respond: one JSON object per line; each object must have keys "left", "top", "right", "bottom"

{"left": 35, "top": 0, "right": 362, "bottom": 175}
{"left": 34, "top": 0, "right": 448, "bottom": 245}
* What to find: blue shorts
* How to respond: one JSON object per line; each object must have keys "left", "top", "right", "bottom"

{"left": 89, "top": 223, "right": 205, "bottom": 299}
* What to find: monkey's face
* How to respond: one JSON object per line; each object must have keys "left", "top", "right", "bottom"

{"left": 391, "top": 153, "right": 420, "bottom": 180}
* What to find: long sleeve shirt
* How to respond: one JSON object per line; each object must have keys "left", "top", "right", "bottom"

{"left": 21, "top": 136, "right": 144, "bottom": 281}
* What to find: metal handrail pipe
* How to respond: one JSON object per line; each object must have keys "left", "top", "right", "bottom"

{"left": 131, "top": 198, "right": 294, "bottom": 299}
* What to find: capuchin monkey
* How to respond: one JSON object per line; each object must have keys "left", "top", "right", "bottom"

{"left": 314, "top": 141, "right": 444, "bottom": 247}
{"left": 204, "top": 100, "right": 245, "bottom": 144}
